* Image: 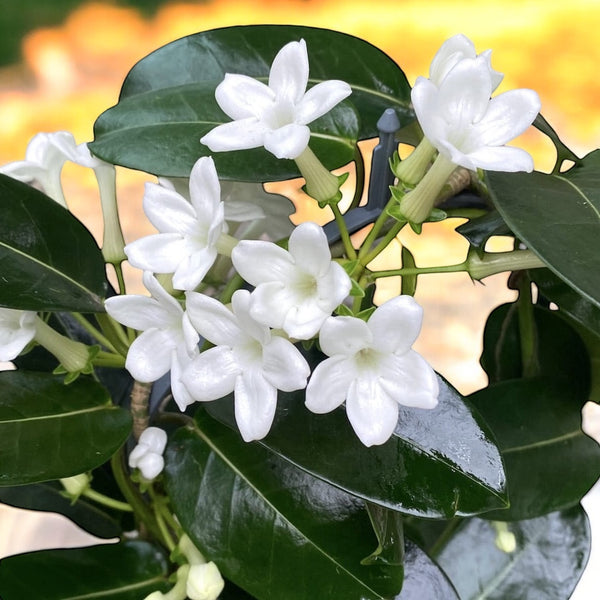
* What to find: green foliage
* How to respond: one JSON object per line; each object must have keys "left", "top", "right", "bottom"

{"left": 0, "top": 541, "right": 170, "bottom": 600}
{"left": 204, "top": 370, "right": 507, "bottom": 519}
{"left": 0, "top": 175, "right": 107, "bottom": 312}
{"left": 0, "top": 371, "right": 131, "bottom": 486}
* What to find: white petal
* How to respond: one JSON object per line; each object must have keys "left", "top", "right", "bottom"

{"left": 428, "top": 34, "right": 476, "bottom": 85}
{"left": 474, "top": 89, "right": 541, "bottom": 147}
{"left": 185, "top": 292, "right": 242, "bottom": 346}
{"left": 142, "top": 272, "right": 185, "bottom": 318}
{"left": 215, "top": 74, "right": 275, "bottom": 120}
{"left": 295, "top": 80, "right": 352, "bottom": 124}
{"left": 188, "top": 156, "right": 222, "bottom": 219}
{"left": 288, "top": 222, "right": 331, "bottom": 277}
{"left": 138, "top": 427, "right": 168, "bottom": 454}
{"left": 125, "top": 329, "right": 177, "bottom": 382}
{"left": 0, "top": 309, "right": 36, "bottom": 361}
{"left": 368, "top": 296, "right": 424, "bottom": 354}
{"left": 247, "top": 281, "right": 293, "bottom": 330}
{"left": 128, "top": 443, "right": 150, "bottom": 467}
{"left": 143, "top": 182, "right": 197, "bottom": 235}
{"left": 183, "top": 346, "right": 239, "bottom": 401}
{"left": 281, "top": 302, "right": 328, "bottom": 340}
{"left": 268, "top": 39, "right": 309, "bottom": 104}
{"left": 346, "top": 376, "right": 399, "bottom": 447}
{"left": 201, "top": 119, "right": 269, "bottom": 152}
{"left": 305, "top": 355, "right": 353, "bottom": 413}
{"left": 170, "top": 351, "right": 197, "bottom": 411}
{"left": 464, "top": 145, "right": 535, "bottom": 173}
{"left": 104, "top": 295, "right": 176, "bottom": 331}
{"left": 136, "top": 453, "right": 164, "bottom": 480}
{"left": 411, "top": 77, "right": 446, "bottom": 146}
{"left": 125, "top": 233, "right": 188, "bottom": 274}
{"left": 314, "top": 262, "right": 352, "bottom": 309}
{"left": 319, "top": 316, "right": 371, "bottom": 357}
{"left": 172, "top": 246, "right": 218, "bottom": 291}
{"left": 231, "top": 289, "right": 270, "bottom": 346}
{"left": 378, "top": 350, "right": 439, "bottom": 409}
{"left": 263, "top": 123, "right": 310, "bottom": 159}
{"left": 181, "top": 312, "right": 200, "bottom": 355}
{"left": 234, "top": 370, "right": 278, "bottom": 441}
{"left": 262, "top": 336, "right": 310, "bottom": 391}
{"left": 232, "top": 239, "right": 295, "bottom": 285}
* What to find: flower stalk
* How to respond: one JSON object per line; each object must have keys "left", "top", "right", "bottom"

{"left": 467, "top": 249, "right": 545, "bottom": 280}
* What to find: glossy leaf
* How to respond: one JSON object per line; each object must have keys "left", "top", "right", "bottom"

{"left": 203, "top": 370, "right": 507, "bottom": 519}
{"left": 118, "top": 25, "right": 412, "bottom": 135}
{"left": 533, "top": 113, "right": 582, "bottom": 174}
{"left": 469, "top": 378, "right": 600, "bottom": 520}
{"left": 480, "top": 302, "right": 590, "bottom": 398}
{"left": 487, "top": 150, "right": 600, "bottom": 309}
{"left": 91, "top": 25, "right": 412, "bottom": 178}
{"left": 0, "top": 541, "right": 169, "bottom": 600}
{"left": 0, "top": 480, "right": 123, "bottom": 539}
{"left": 0, "top": 174, "right": 107, "bottom": 312}
{"left": 0, "top": 371, "right": 131, "bottom": 486}
{"left": 435, "top": 506, "right": 591, "bottom": 600}
{"left": 165, "top": 419, "right": 405, "bottom": 600}
{"left": 91, "top": 83, "right": 358, "bottom": 180}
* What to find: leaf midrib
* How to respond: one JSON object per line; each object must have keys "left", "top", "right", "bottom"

{"left": 0, "top": 403, "right": 110, "bottom": 424}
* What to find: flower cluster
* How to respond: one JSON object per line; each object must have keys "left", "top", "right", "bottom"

{"left": 395, "top": 34, "right": 541, "bottom": 224}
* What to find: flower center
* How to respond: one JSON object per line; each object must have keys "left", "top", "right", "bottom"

{"left": 264, "top": 98, "right": 295, "bottom": 129}
{"left": 292, "top": 271, "right": 318, "bottom": 300}
{"left": 234, "top": 338, "right": 263, "bottom": 368}
{"left": 355, "top": 347, "right": 382, "bottom": 372}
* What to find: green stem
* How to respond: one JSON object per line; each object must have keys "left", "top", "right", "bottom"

{"left": 95, "top": 313, "right": 130, "bottom": 356}
{"left": 368, "top": 260, "right": 468, "bottom": 281}
{"left": 517, "top": 275, "right": 539, "bottom": 378}
{"left": 349, "top": 145, "right": 365, "bottom": 210}
{"left": 93, "top": 352, "right": 126, "bottom": 368}
{"left": 428, "top": 518, "right": 463, "bottom": 559}
{"left": 219, "top": 272, "right": 245, "bottom": 305}
{"left": 148, "top": 485, "right": 176, "bottom": 552}
{"left": 357, "top": 202, "right": 395, "bottom": 262}
{"left": 359, "top": 220, "right": 405, "bottom": 267}
{"left": 113, "top": 263, "right": 127, "bottom": 296}
{"left": 82, "top": 488, "right": 133, "bottom": 512}
{"left": 110, "top": 450, "right": 164, "bottom": 543}
{"left": 71, "top": 313, "right": 118, "bottom": 353}
{"left": 331, "top": 202, "right": 357, "bottom": 260}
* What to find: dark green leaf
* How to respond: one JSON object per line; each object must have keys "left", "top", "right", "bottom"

{"left": 0, "top": 541, "right": 169, "bottom": 600}
{"left": 0, "top": 480, "right": 122, "bottom": 539}
{"left": 363, "top": 503, "right": 405, "bottom": 567}
{"left": 91, "top": 83, "right": 358, "bottom": 180}
{"left": 0, "top": 371, "right": 131, "bottom": 486}
{"left": 0, "top": 175, "right": 107, "bottom": 312}
{"left": 480, "top": 302, "right": 590, "bottom": 398}
{"left": 204, "top": 369, "right": 507, "bottom": 519}
{"left": 469, "top": 378, "right": 600, "bottom": 520}
{"left": 165, "top": 418, "right": 405, "bottom": 600}
{"left": 487, "top": 150, "right": 600, "bottom": 309}
{"left": 455, "top": 210, "right": 512, "bottom": 255}
{"left": 91, "top": 25, "right": 412, "bottom": 178}
{"left": 435, "top": 506, "right": 590, "bottom": 600}
{"left": 533, "top": 114, "right": 582, "bottom": 174}
{"left": 118, "top": 25, "right": 412, "bottom": 137}
{"left": 400, "top": 246, "right": 417, "bottom": 295}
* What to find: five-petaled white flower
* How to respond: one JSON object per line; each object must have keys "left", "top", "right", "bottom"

{"left": 0, "top": 131, "right": 78, "bottom": 207}
{"left": 200, "top": 39, "right": 352, "bottom": 160}
{"left": 0, "top": 308, "right": 37, "bottom": 362}
{"left": 412, "top": 55, "right": 541, "bottom": 173}
{"left": 231, "top": 221, "right": 351, "bottom": 340}
{"left": 104, "top": 272, "right": 199, "bottom": 410}
{"left": 124, "top": 157, "right": 227, "bottom": 291}
{"left": 183, "top": 289, "right": 310, "bottom": 442}
{"left": 305, "top": 295, "right": 439, "bottom": 447}
{"left": 128, "top": 426, "right": 168, "bottom": 480}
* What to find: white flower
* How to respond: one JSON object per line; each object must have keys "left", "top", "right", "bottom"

{"left": 305, "top": 296, "right": 439, "bottom": 447}
{"left": 124, "top": 157, "right": 227, "bottom": 291}
{"left": 128, "top": 427, "right": 168, "bottom": 480}
{"left": 104, "top": 272, "right": 199, "bottom": 410}
{"left": 428, "top": 34, "right": 503, "bottom": 90}
{"left": 186, "top": 563, "right": 225, "bottom": 600}
{"left": 412, "top": 55, "right": 541, "bottom": 173}
{"left": 0, "top": 308, "right": 37, "bottom": 361}
{"left": 231, "top": 222, "right": 351, "bottom": 340}
{"left": 200, "top": 39, "right": 352, "bottom": 160}
{"left": 0, "top": 131, "right": 77, "bottom": 207}
{"left": 183, "top": 290, "right": 310, "bottom": 442}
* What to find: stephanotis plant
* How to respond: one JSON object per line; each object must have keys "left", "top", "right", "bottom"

{"left": 0, "top": 26, "right": 599, "bottom": 600}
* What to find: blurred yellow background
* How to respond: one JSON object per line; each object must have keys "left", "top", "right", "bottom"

{"left": 0, "top": 0, "right": 598, "bottom": 393}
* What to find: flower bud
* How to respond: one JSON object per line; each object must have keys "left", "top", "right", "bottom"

{"left": 60, "top": 473, "right": 91, "bottom": 500}
{"left": 186, "top": 562, "right": 225, "bottom": 600}
{"left": 294, "top": 147, "right": 344, "bottom": 205}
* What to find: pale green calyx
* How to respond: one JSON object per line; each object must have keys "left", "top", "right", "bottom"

{"left": 60, "top": 473, "right": 91, "bottom": 501}
{"left": 294, "top": 146, "right": 344, "bottom": 206}
{"left": 392, "top": 137, "right": 437, "bottom": 186}
{"left": 467, "top": 249, "right": 545, "bottom": 280}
